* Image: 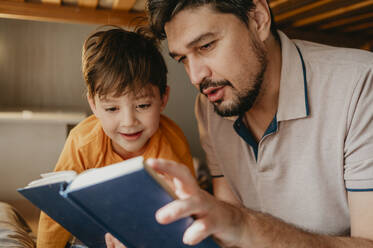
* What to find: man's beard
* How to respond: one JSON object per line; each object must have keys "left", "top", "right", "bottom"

{"left": 199, "top": 39, "right": 267, "bottom": 117}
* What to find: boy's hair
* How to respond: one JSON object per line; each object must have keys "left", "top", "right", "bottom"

{"left": 146, "top": 0, "right": 279, "bottom": 41}
{"left": 82, "top": 26, "right": 168, "bottom": 98}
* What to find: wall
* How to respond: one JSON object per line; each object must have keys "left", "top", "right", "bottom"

{"left": 0, "top": 18, "right": 203, "bottom": 202}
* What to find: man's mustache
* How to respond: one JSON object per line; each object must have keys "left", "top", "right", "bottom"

{"left": 199, "top": 79, "right": 232, "bottom": 94}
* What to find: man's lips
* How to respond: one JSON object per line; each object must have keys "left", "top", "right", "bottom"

{"left": 203, "top": 86, "right": 225, "bottom": 102}
{"left": 120, "top": 131, "right": 143, "bottom": 140}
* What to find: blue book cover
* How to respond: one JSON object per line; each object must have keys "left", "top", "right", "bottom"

{"left": 18, "top": 178, "right": 107, "bottom": 247}
{"left": 18, "top": 157, "right": 220, "bottom": 248}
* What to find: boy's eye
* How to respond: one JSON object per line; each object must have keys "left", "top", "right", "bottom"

{"left": 177, "top": 56, "right": 187, "bottom": 64}
{"left": 136, "top": 103, "right": 151, "bottom": 110}
{"left": 105, "top": 107, "right": 119, "bottom": 112}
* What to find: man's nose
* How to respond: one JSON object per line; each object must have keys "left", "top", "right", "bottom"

{"left": 187, "top": 58, "right": 211, "bottom": 88}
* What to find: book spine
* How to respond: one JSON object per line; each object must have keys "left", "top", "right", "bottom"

{"left": 59, "top": 188, "right": 136, "bottom": 248}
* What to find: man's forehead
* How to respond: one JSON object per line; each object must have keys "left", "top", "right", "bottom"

{"left": 165, "top": 6, "right": 221, "bottom": 52}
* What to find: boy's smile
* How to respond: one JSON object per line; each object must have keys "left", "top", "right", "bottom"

{"left": 88, "top": 85, "right": 169, "bottom": 159}
{"left": 120, "top": 130, "right": 143, "bottom": 141}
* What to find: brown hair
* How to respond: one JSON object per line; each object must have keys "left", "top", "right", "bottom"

{"left": 147, "top": 0, "right": 279, "bottom": 41}
{"left": 82, "top": 26, "right": 168, "bottom": 98}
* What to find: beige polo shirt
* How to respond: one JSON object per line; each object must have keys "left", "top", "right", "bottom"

{"left": 195, "top": 31, "right": 373, "bottom": 235}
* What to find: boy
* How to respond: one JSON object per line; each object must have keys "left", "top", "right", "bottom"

{"left": 36, "top": 27, "right": 194, "bottom": 248}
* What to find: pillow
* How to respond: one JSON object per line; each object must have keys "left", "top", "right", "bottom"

{"left": 0, "top": 202, "right": 36, "bottom": 248}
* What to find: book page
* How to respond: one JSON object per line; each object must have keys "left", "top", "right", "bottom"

{"left": 25, "top": 171, "right": 77, "bottom": 188}
{"left": 67, "top": 156, "right": 144, "bottom": 191}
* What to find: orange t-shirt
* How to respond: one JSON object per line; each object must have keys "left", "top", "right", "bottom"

{"left": 37, "top": 114, "right": 194, "bottom": 248}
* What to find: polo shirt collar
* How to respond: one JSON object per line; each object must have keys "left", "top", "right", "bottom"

{"left": 277, "top": 31, "right": 310, "bottom": 122}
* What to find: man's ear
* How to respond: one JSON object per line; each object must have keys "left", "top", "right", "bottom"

{"left": 87, "top": 93, "right": 98, "bottom": 116}
{"left": 250, "top": 0, "right": 272, "bottom": 42}
{"left": 160, "top": 86, "right": 170, "bottom": 112}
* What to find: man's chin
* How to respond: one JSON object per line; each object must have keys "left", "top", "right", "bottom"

{"left": 213, "top": 102, "right": 241, "bottom": 117}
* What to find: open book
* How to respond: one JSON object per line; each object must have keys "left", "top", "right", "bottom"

{"left": 18, "top": 156, "right": 220, "bottom": 248}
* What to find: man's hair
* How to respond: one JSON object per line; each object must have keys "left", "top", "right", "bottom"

{"left": 147, "top": 0, "right": 279, "bottom": 41}
{"left": 82, "top": 26, "right": 168, "bottom": 98}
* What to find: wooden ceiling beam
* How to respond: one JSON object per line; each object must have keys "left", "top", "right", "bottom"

{"left": 282, "top": 27, "right": 369, "bottom": 49}
{"left": 78, "top": 0, "right": 98, "bottom": 8}
{"left": 41, "top": 0, "right": 61, "bottom": 5}
{"left": 113, "top": 0, "right": 136, "bottom": 10}
{"left": 319, "top": 12, "right": 373, "bottom": 30}
{"left": 275, "top": 0, "right": 333, "bottom": 23}
{"left": 269, "top": 0, "right": 288, "bottom": 9}
{"left": 344, "top": 21, "right": 373, "bottom": 32}
{"left": 294, "top": 0, "right": 373, "bottom": 27}
{"left": 0, "top": 0, "right": 146, "bottom": 26}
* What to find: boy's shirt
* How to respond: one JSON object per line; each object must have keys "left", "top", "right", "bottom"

{"left": 37, "top": 114, "right": 194, "bottom": 248}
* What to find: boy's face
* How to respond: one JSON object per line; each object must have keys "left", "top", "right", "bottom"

{"left": 88, "top": 85, "right": 169, "bottom": 159}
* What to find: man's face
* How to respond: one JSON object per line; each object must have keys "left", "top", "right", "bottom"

{"left": 88, "top": 85, "right": 168, "bottom": 158}
{"left": 165, "top": 5, "right": 267, "bottom": 116}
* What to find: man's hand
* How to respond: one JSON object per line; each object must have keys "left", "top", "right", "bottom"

{"left": 147, "top": 158, "right": 247, "bottom": 247}
{"left": 105, "top": 233, "right": 126, "bottom": 248}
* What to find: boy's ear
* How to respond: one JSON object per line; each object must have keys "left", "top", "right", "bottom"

{"left": 160, "top": 86, "right": 170, "bottom": 112}
{"left": 87, "top": 93, "right": 98, "bottom": 116}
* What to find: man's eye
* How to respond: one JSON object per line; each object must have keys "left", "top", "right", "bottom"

{"left": 136, "top": 104, "right": 151, "bottom": 110}
{"left": 105, "top": 107, "right": 118, "bottom": 112}
{"left": 200, "top": 41, "right": 214, "bottom": 51}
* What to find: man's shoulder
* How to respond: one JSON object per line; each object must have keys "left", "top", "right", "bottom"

{"left": 294, "top": 39, "right": 373, "bottom": 69}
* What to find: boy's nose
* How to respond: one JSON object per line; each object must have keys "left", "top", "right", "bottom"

{"left": 120, "top": 109, "right": 137, "bottom": 127}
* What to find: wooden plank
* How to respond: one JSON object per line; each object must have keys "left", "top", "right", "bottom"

{"left": 0, "top": 0, "right": 146, "bottom": 26}
{"left": 41, "top": 0, "right": 61, "bottom": 5}
{"left": 282, "top": 27, "right": 369, "bottom": 49}
{"left": 344, "top": 21, "right": 373, "bottom": 32}
{"left": 319, "top": 12, "right": 373, "bottom": 30}
{"left": 294, "top": 0, "right": 373, "bottom": 27}
{"left": 269, "top": 0, "right": 288, "bottom": 9}
{"left": 78, "top": 0, "right": 98, "bottom": 8}
{"left": 113, "top": 0, "right": 136, "bottom": 10}
{"left": 275, "top": 0, "right": 333, "bottom": 23}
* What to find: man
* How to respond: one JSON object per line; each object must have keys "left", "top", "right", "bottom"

{"left": 108, "top": 0, "right": 373, "bottom": 247}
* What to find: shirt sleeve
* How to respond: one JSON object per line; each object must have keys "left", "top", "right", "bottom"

{"left": 344, "top": 66, "right": 373, "bottom": 191}
{"left": 195, "top": 94, "right": 223, "bottom": 177}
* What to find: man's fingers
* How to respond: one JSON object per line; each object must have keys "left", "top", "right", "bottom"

{"left": 105, "top": 233, "right": 127, "bottom": 248}
{"left": 147, "top": 158, "right": 199, "bottom": 196}
{"left": 156, "top": 196, "right": 205, "bottom": 224}
{"left": 105, "top": 233, "right": 114, "bottom": 248}
{"left": 183, "top": 219, "right": 213, "bottom": 245}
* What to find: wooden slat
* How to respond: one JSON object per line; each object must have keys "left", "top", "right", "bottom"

{"left": 275, "top": 0, "right": 333, "bottom": 23}
{"left": 113, "top": 0, "right": 136, "bottom": 10}
{"left": 0, "top": 0, "right": 146, "bottom": 26}
{"left": 41, "top": 0, "right": 61, "bottom": 5}
{"left": 294, "top": 0, "right": 373, "bottom": 27}
{"left": 282, "top": 27, "right": 369, "bottom": 49}
{"left": 360, "top": 41, "right": 373, "bottom": 51}
{"left": 319, "top": 12, "right": 373, "bottom": 30}
{"left": 269, "top": 0, "right": 288, "bottom": 9}
{"left": 78, "top": 0, "right": 98, "bottom": 8}
{"left": 344, "top": 21, "right": 373, "bottom": 32}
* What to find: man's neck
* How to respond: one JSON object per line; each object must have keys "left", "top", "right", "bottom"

{"left": 244, "top": 35, "right": 282, "bottom": 142}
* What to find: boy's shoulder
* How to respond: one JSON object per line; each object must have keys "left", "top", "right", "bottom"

{"left": 69, "top": 115, "right": 106, "bottom": 149}
{"left": 158, "top": 114, "right": 190, "bottom": 150}
{"left": 159, "top": 114, "right": 185, "bottom": 138}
